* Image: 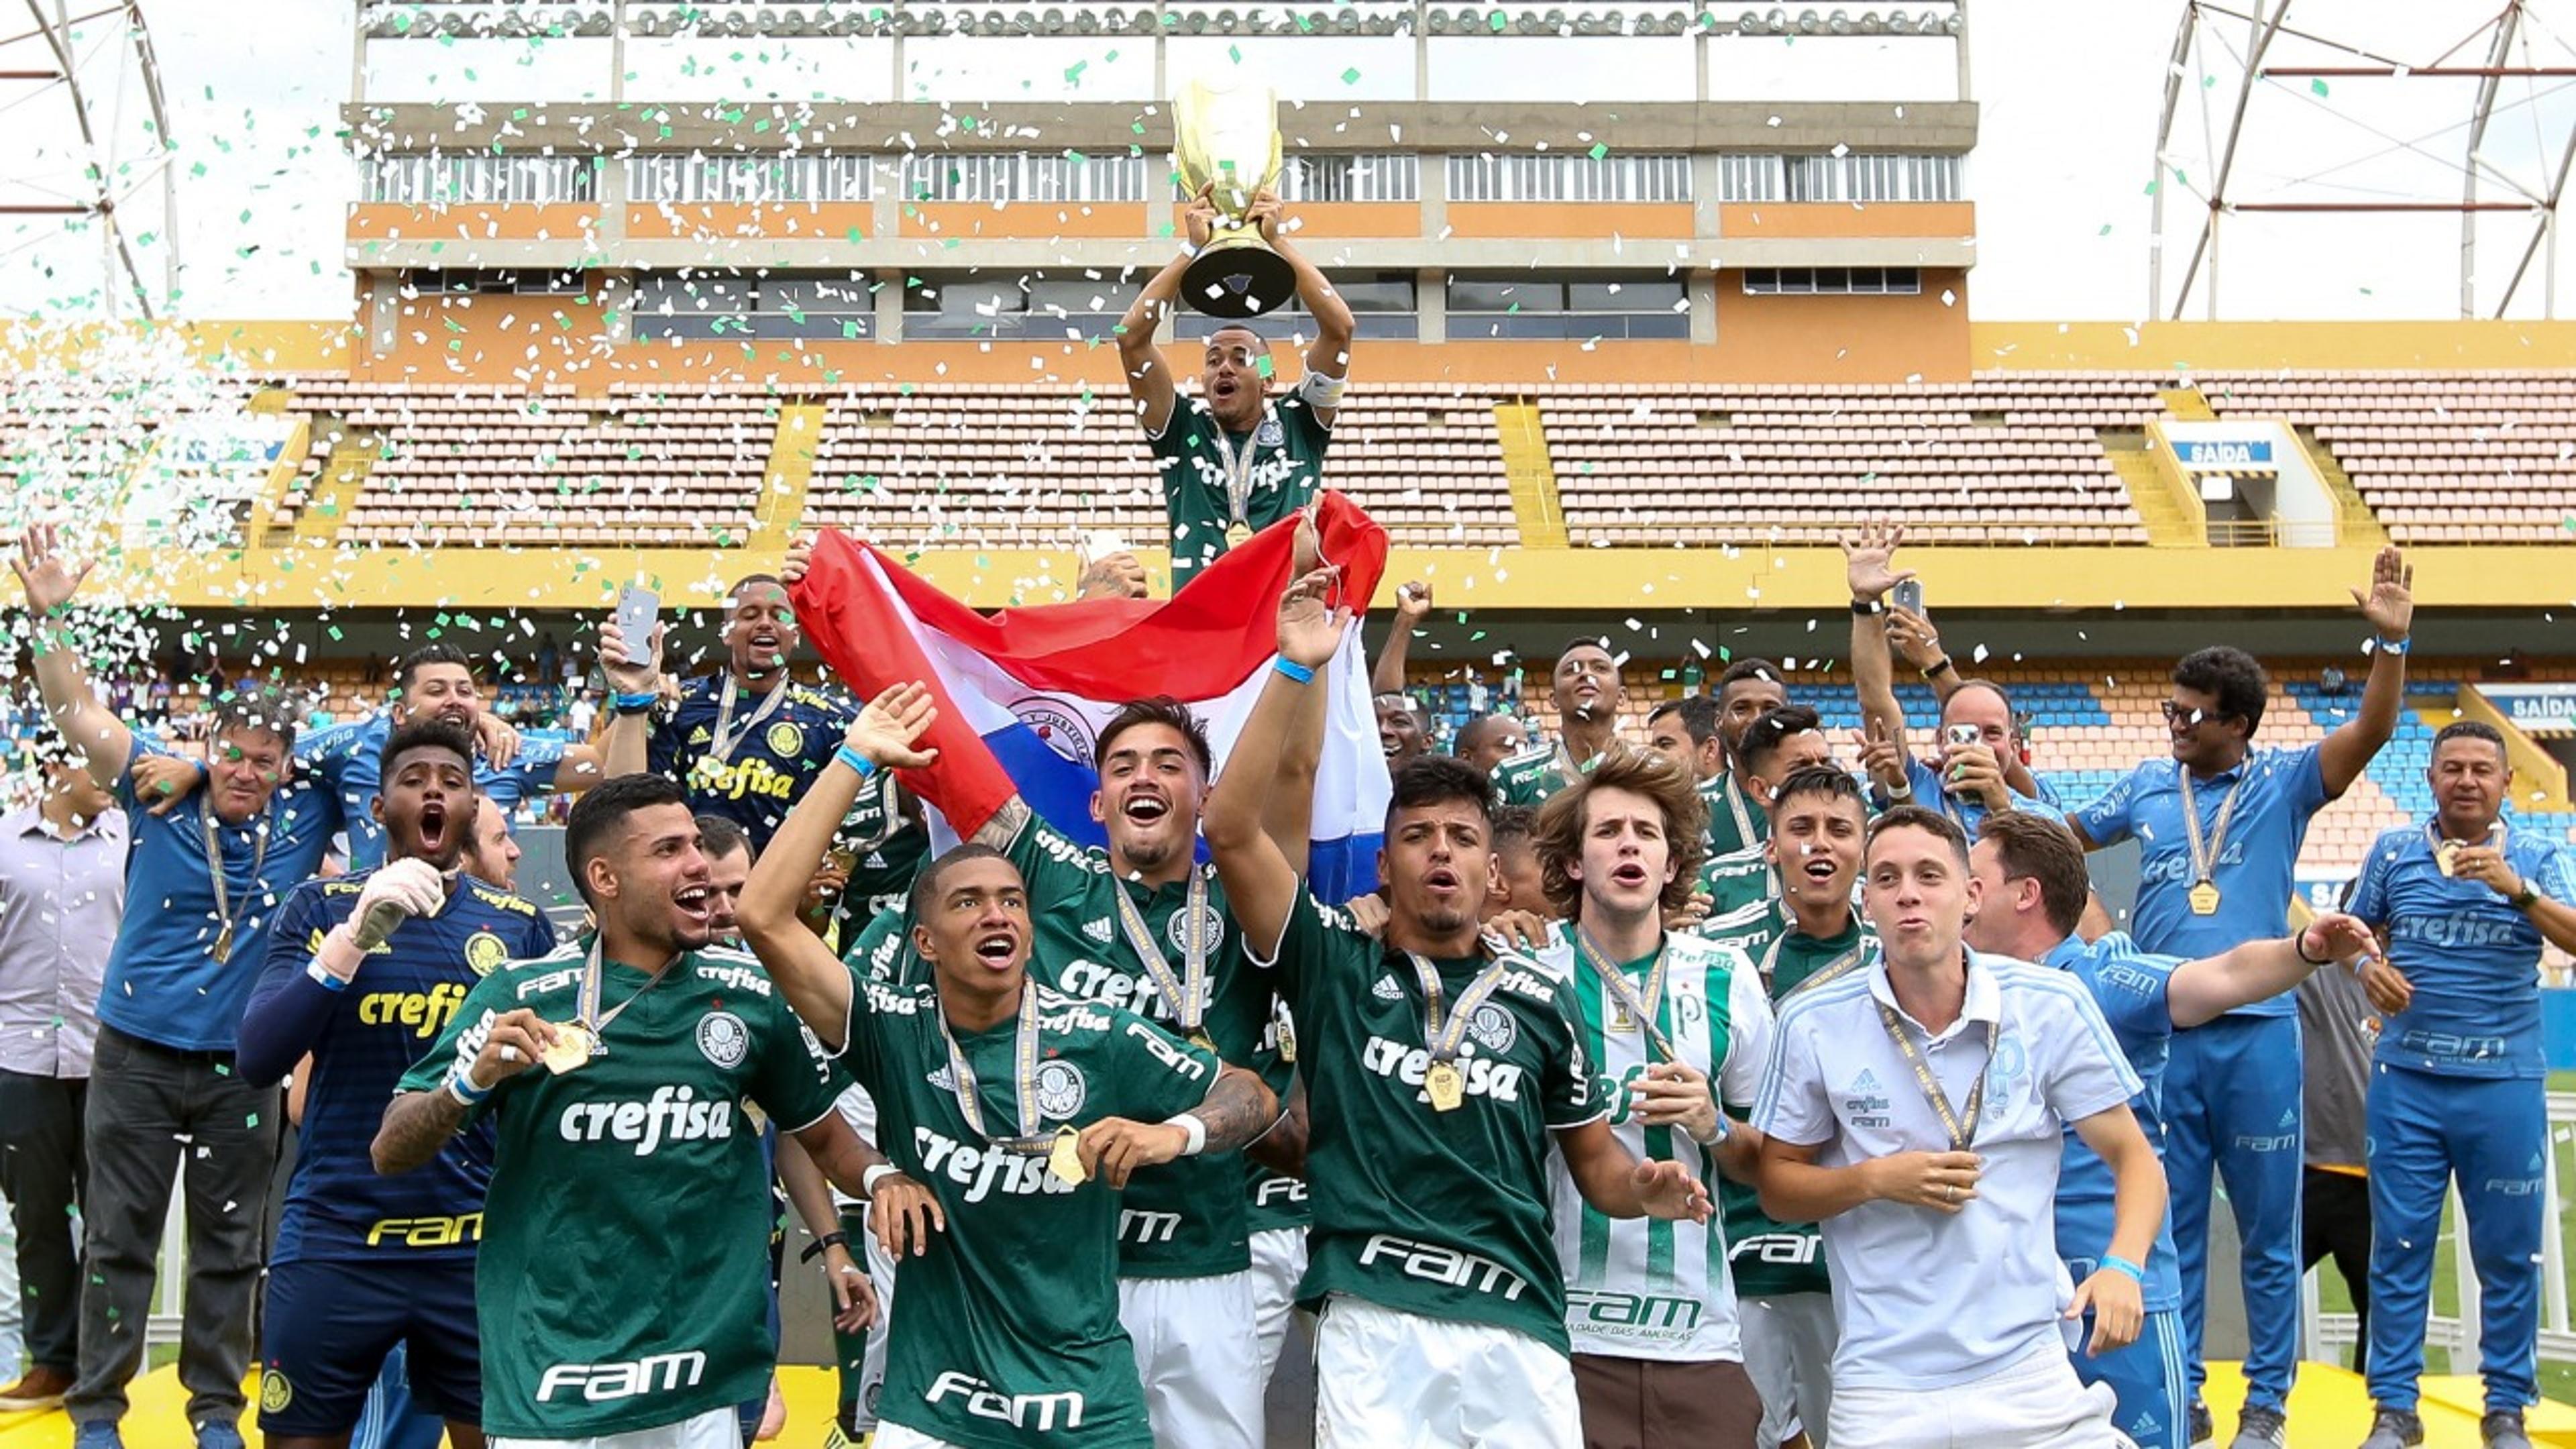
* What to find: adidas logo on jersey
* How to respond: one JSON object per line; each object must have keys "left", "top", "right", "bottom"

{"left": 926, "top": 1063, "right": 958, "bottom": 1091}
{"left": 1851, "top": 1068, "right": 1882, "bottom": 1094}
{"left": 1081, "top": 918, "right": 1114, "bottom": 945}
{"left": 1372, "top": 975, "right": 1405, "bottom": 1002}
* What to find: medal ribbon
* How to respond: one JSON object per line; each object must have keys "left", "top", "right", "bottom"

{"left": 706, "top": 672, "right": 795, "bottom": 767}
{"left": 1721, "top": 773, "right": 1757, "bottom": 848}
{"left": 576, "top": 936, "right": 678, "bottom": 1042}
{"left": 1875, "top": 998, "right": 1996, "bottom": 1154}
{"left": 198, "top": 808, "right": 272, "bottom": 955}
{"left": 1111, "top": 871, "right": 1212, "bottom": 1036}
{"left": 936, "top": 977, "right": 1046, "bottom": 1150}
{"left": 1205, "top": 399, "right": 1279, "bottom": 529}
{"left": 1766, "top": 919, "right": 1874, "bottom": 1000}
{"left": 1572, "top": 926, "right": 1674, "bottom": 1062}
{"left": 2177, "top": 762, "right": 2253, "bottom": 893}
{"left": 2428, "top": 818, "right": 2506, "bottom": 858}
{"left": 1405, "top": 950, "right": 1519, "bottom": 1067}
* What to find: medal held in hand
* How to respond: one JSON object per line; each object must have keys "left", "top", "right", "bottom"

{"left": 541, "top": 1022, "right": 598, "bottom": 1075}
{"left": 1048, "top": 1126, "right": 1089, "bottom": 1186}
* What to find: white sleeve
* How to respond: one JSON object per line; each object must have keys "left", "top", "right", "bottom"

{"left": 1719, "top": 965, "right": 1776, "bottom": 1110}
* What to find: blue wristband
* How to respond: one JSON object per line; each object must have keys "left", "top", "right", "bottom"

{"left": 611, "top": 690, "right": 659, "bottom": 714}
{"left": 446, "top": 1065, "right": 492, "bottom": 1106}
{"left": 1274, "top": 657, "right": 1317, "bottom": 686}
{"left": 835, "top": 745, "right": 878, "bottom": 778}
{"left": 305, "top": 959, "right": 351, "bottom": 993}
{"left": 2370, "top": 634, "right": 2410, "bottom": 657}
{"left": 2098, "top": 1254, "right": 2147, "bottom": 1283}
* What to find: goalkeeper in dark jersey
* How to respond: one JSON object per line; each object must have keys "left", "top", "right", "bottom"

{"left": 237, "top": 720, "right": 557, "bottom": 1449}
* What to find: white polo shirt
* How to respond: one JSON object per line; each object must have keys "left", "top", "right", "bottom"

{"left": 1750, "top": 947, "right": 2139, "bottom": 1391}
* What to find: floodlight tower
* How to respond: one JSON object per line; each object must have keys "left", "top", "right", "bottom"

{"left": 2150, "top": 0, "right": 2576, "bottom": 319}
{"left": 0, "top": 0, "right": 178, "bottom": 319}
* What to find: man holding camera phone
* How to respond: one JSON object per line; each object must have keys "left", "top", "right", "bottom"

{"left": 1844, "top": 524, "right": 2052, "bottom": 833}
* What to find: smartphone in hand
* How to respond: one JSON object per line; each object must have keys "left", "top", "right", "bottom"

{"left": 612, "top": 584, "right": 660, "bottom": 666}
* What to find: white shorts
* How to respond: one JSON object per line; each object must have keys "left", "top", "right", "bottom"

{"left": 1313, "top": 1294, "right": 1578, "bottom": 1449}
{"left": 492, "top": 1405, "right": 741, "bottom": 1449}
{"left": 847, "top": 1206, "right": 900, "bottom": 1432}
{"left": 1826, "top": 1344, "right": 2127, "bottom": 1449}
{"left": 1120, "top": 1271, "right": 1264, "bottom": 1449}
{"left": 874, "top": 1428, "right": 968, "bottom": 1449}
{"left": 1741, "top": 1293, "right": 1837, "bottom": 1448}
{"left": 1247, "top": 1226, "right": 1310, "bottom": 1385}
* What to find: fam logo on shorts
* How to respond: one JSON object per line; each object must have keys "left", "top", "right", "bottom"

{"left": 1464, "top": 1003, "right": 1518, "bottom": 1055}
{"left": 465, "top": 930, "right": 511, "bottom": 978}
{"left": 1010, "top": 696, "right": 1095, "bottom": 765}
{"left": 1034, "top": 1059, "right": 1087, "bottom": 1121}
{"left": 696, "top": 1010, "right": 751, "bottom": 1069}
{"left": 767, "top": 722, "right": 805, "bottom": 759}
{"left": 1168, "top": 898, "right": 1227, "bottom": 955}
{"left": 260, "top": 1370, "right": 293, "bottom": 1415}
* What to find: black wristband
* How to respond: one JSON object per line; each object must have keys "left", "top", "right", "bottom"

{"left": 2294, "top": 928, "right": 2331, "bottom": 966}
{"left": 1849, "top": 598, "right": 1880, "bottom": 616}
{"left": 1922, "top": 655, "right": 1955, "bottom": 679}
{"left": 800, "top": 1230, "right": 849, "bottom": 1264}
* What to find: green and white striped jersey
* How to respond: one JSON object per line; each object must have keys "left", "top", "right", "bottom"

{"left": 1540, "top": 924, "right": 1775, "bottom": 1362}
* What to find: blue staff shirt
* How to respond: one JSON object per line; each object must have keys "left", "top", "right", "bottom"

{"left": 2070, "top": 744, "right": 2330, "bottom": 1016}
{"left": 101, "top": 738, "right": 341, "bottom": 1052}
{"left": 2345, "top": 820, "right": 2576, "bottom": 1079}
{"left": 647, "top": 674, "right": 857, "bottom": 853}
{"left": 2042, "top": 932, "right": 2184, "bottom": 1312}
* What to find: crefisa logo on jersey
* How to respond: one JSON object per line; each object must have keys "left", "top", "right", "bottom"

{"left": 696, "top": 1010, "right": 750, "bottom": 1069}
{"left": 1010, "top": 696, "right": 1095, "bottom": 765}
{"left": 1034, "top": 1059, "right": 1087, "bottom": 1120}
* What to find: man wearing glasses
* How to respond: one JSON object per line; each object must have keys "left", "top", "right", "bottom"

{"left": 2063, "top": 546, "right": 2414, "bottom": 1449}
{"left": 1115, "top": 184, "right": 1356, "bottom": 588}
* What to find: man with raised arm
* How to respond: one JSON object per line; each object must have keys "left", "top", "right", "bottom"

{"left": 1964, "top": 809, "right": 2381, "bottom": 1449}
{"left": 237, "top": 720, "right": 557, "bottom": 1449}
{"left": 373, "top": 775, "right": 900, "bottom": 1449}
{"left": 15, "top": 524, "right": 343, "bottom": 1449}
{"left": 1117, "top": 186, "right": 1354, "bottom": 588}
{"left": 1526, "top": 749, "right": 1774, "bottom": 1446}
{"left": 736, "top": 684, "right": 1280, "bottom": 1449}
{"left": 2063, "top": 548, "right": 2412, "bottom": 1449}
{"left": 1754, "top": 805, "right": 2164, "bottom": 1448}
{"left": 1203, "top": 568, "right": 1711, "bottom": 1446}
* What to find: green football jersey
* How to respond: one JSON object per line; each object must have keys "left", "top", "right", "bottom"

{"left": 1262, "top": 888, "right": 1601, "bottom": 1353}
{"left": 1491, "top": 743, "right": 1599, "bottom": 810}
{"left": 837, "top": 971, "right": 1220, "bottom": 1449}
{"left": 1698, "top": 773, "right": 1770, "bottom": 860}
{"left": 1148, "top": 386, "right": 1333, "bottom": 588}
{"left": 1715, "top": 912, "right": 1879, "bottom": 1300}
{"left": 997, "top": 818, "right": 1274, "bottom": 1277}
{"left": 832, "top": 771, "right": 928, "bottom": 924}
{"left": 1243, "top": 998, "right": 1309, "bottom": 1234}
{"left": 397, "top": 940, "right": 845, "bottom": 1440}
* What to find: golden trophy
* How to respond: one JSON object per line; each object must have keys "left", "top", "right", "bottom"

{"left": 1172, "top": 74, "right": 1297, "bottom": 318}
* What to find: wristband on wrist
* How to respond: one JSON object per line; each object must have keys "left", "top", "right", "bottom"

{"left": 2371, "top": 635, "right": 2412, "bottom": 656}
{"left": 800, "top": 1230, "right": 850, "bottom": 1264}
{"left": 1848, "top": 598, "right": 1881, "bottom": 616}
{"left": 1695, "top": 1112, "right": 1733, "bottom": 1146}
{"left": 1166, "top": 1112, "right": 1209, "bottom": 1157}
{"left": 2098, "top": 1254, "right": 2147, "bottom": 1284}
{"left": 610, "top": 690, "right": 659, "bottom": 714}
{"left": 2295, "top": 928, "right": 2332, "bottom": 966}
{"left": 834, "top": 744, "right": 878, "bottom": 778}
{"left": 1274, "top": 657, "right": 1317, "bottom": 686}
{"left": 305, "top": 958, "right": 352, "bottom": 992}
{"left": 861, "top": 1163, "right": 901, "bottom": 1199}
{"left": 446, "top": 1065, "right": 492, "bottom": 1107}
{"left": 1922, "top": 655, "right": 1955, "bottom": 679}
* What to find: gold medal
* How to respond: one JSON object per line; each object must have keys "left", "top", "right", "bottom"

{"left": 541, "top": 1022, "right": 597, "bottom": 1075}
{"left": 1189, "top": 1028, "right": 1218, "bottom": 1055}
{"left": 2188, "top": 880, "right": 2222, "bottom": 916}
{"left": 2436, "top": 839, "right": 2463, "bottom": 878}
{"left": 212, "top": 922, "right": 234, "bottom": 965}
{"left": 1425, "top": 1059, "right": 1466, "bottom": 1112}
{"left": 1048, "top": 1125, "right": 1089, "bottom": 1185}
{"left": 1224, "top": 521, "right": 1254, "bottom": 549}
{"left": 1277, "top": 1018, "right": 1297, "bottom": 1065}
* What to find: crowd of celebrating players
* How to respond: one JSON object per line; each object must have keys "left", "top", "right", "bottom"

{"left": 4, "top": 199, "right": 2574, "bottom": 1449}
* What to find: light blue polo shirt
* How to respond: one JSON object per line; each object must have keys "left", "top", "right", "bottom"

{"left": 298, "top": 713, "right": 568, "bottom": 869}
{"left": 1753, "top": 949, "right": 2139, "bottom": 1389}
{"left": 2042, "top": 932, "right": 2184, "bottom": 1313}
{"left": 2345, "top": 820, "right": 2576, "bottom": 1079}
{"left": 1898, "top": 755, "right": 2052, "bottom": 837}
{"left": 101, "top": 738, "right": 341, "bottom": 1052}
{"left": 2070, "top": 744, "right": 2330, "bottom": 1015}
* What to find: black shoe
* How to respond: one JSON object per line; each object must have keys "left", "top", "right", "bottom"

{"left": 2187, "top": 1400, "right": 2214, "bottom": 1448}
{"left": 2358, "top": 1407, "right": 2425, "bottom": 1449}
{"left": 2482, "top": 1409, "right": 2534, "bottom": 1449}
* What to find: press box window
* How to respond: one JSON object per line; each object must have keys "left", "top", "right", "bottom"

{"left": 1740, "top": 267, "right": 1923, "bottom": 295}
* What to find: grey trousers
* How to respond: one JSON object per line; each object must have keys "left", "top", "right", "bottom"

{"left": 0, "top": 1069, "right": 87, "bottom": 1374}
{"left": 68, "top": 1027, "right": 281, "bottom": 1428}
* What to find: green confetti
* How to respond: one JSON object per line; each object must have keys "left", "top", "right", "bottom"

{"left": 2310, "top": 78, "right": 2329, "bottom": 97}
{"left": 1589, "top": 142, "right": 1608, "bottom": 161}
{"left": 1065, "top": 59, "right": 1087, "bottom": 83}
{"left": 1341, "top": 66, "right": 1361, "bottom": 84}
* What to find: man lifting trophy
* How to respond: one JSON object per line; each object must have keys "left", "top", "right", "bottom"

{"left": 1116, "top": 72, "right": 1358, "bottom": 588}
